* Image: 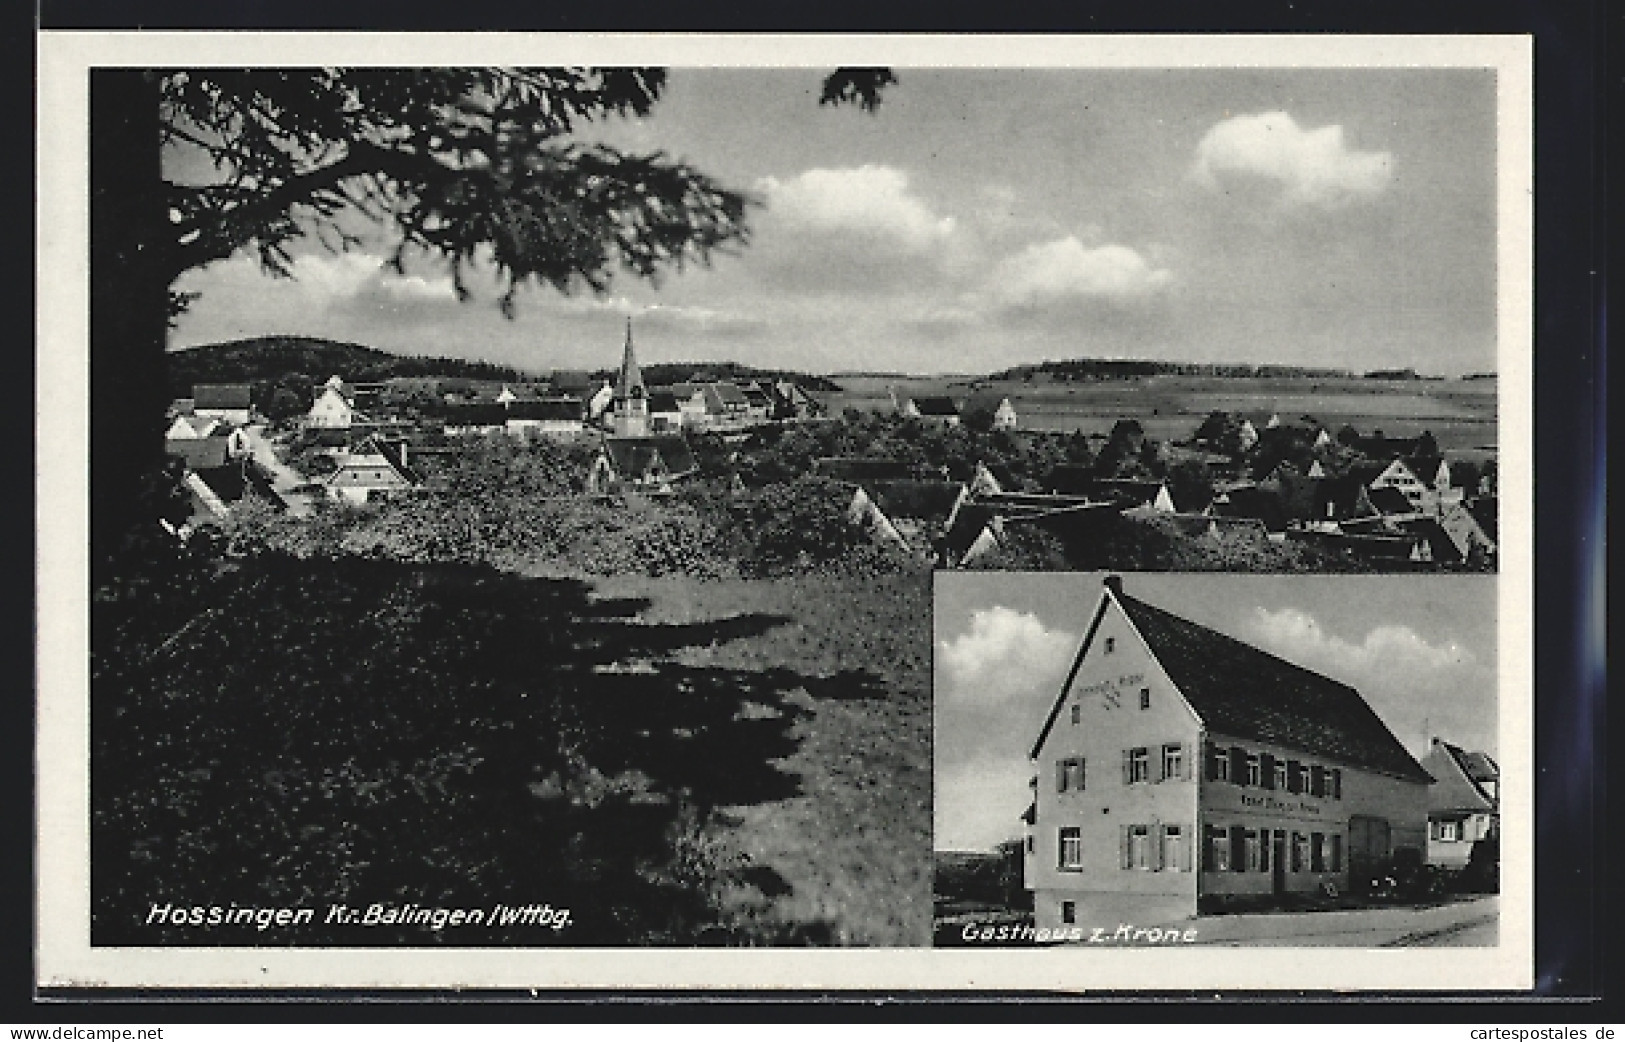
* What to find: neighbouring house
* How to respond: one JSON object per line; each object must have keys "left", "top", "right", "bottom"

{"left": 701, "top": 382, "right": 752, "bottom": 430}
{"left": 192, "top": 383, "right": 253, "bottom": 424}
{"left": 1421, "top": 739, "right": 1499, "bottom": 870}
{"left": 1026, "top": 575, "right": 1432, "bottom": 929}
{"left": 666, "top": 383, "right": 712, "bottom": 430}
{"left": 323, "top": 436, "right": 423, "bottom": 505}
{"left": 966, "top": 393, "right": 1018, "bottom": 430}
{"left": 1356, "top": 457, "right": 1437, "bottom": 514}
{"left": 646, "top": 391, "right": 685, "bottom": 434}
{"left": 585, "top": 434, "right": 699, "bottom": 494}
{"left": 863, "top": 479, "right": 968, "bottom": 554}
{"left": 182, "top": 458, "right": 285, "bottom": 526}
{"left": 164, "top": 435, "right": 233, "bottom": 472}
{"left": 308, "top": 375, "right": 359, "bottom": 429}
{"left": 844, "top": 486, "right": 909, "bottom": 553}
{"left": 1094, "top": 478, "right": 1175, "bottom": 513}
{"left": 770, "top": 380, "right": 823, "bottom": 420}
{"left": 505, "top": 397, "right": 586, "bottom": 438}
{"left": 740, "top": 383, "right": 774, "bottom": 424}
{"left": 898, "top": 394, "right": 961, "bottom": 426}
{"left": 165, "top": 413, "right": 222, "bottom": 440}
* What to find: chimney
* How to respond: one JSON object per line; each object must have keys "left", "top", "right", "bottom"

{"left": 1103, "top": 574, "right": 1123, "bottom": 596}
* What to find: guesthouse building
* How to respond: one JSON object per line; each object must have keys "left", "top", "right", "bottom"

{"left": 1025, "top": 576, "right": 1433, "bottom": 929}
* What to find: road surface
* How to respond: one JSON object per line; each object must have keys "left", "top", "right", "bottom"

{"left": 243, "top": 424, "right": 314, "bottom": 516}
{"left": 1189, "top": 895, "right": 1499, "bottom": 947}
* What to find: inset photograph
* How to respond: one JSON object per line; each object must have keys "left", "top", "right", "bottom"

{"left": 934, "top": 571, "right": 1500, "bottom": 947}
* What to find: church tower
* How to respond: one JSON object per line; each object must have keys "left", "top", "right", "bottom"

{"left": 612, "top": 317, "right": 649, "bottom": 437}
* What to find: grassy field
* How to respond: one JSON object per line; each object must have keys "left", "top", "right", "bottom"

{"left": 571, "top": 569, "right": 934, "bottom": 946}
{"left": 823, "top": 374, "right": 1498, "bottom": 455}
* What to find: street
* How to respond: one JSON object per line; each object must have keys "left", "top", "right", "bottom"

{"left": 242, "top": 423, "right": 314, "bottom": 516}
{"left": 1188, "top": 895, "right": 1499, "bottom": 948}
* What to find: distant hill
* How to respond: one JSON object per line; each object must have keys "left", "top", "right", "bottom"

{"left": 992, "top": 358, "right": 1355, "bottom": 381}
{"left": 165, "top": 336, "right": 533, "bottom": 395}
{"left": 642, "top": 361, "right": 841, "bottom": 393}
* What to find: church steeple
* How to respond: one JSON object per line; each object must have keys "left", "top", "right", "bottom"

{"left": 612, "top": 317, "right": 649, "bottom": 437}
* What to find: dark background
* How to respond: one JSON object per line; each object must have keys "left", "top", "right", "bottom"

{"left": 13, "top": 0, "right": 1611, "bottom": 1021}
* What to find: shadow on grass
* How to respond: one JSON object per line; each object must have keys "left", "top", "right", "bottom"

{"left": 801, "top": 668, "right": 892, "bottom": 702}
{"left": 90, "top": 549, "right": 840, "bottom": 946}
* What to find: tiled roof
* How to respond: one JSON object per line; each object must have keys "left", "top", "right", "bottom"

{"left": 1423, "top": 741, "right": 1496, "bottom": 813}
{"left": 647, "top": 392, "right": 682, "bottom": 414}
{"left": 865, "top": 479, "right": 965, "bottom": 522}
{"left": 910, "top": 395, "right": 959, "bottom": 416}
{"left": 603, "top": 435, "right": 697, "bottom": 479}
{"left": 165, "top": 436, "right": 230, "bottom": 470}
{"left": 1367, "top": 486, "right": 1417, "bottom": 516}
{"left": 507, "top": 398, "right": 583, "bottom": 421}
{"left": 444, "top": 403, "right": 509, "bottom": 427}
{"left": 1108, "top": 588, "right": 1434, "bottom": 783}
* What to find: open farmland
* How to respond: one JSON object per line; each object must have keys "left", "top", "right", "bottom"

{"left": 823, "top": 374, "right": 1498, "bottom": 457}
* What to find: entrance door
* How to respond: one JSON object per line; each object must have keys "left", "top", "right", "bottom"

{"left": 1271, "top": 830, "right": 1287, "bottom": 895}
{"left": 1348, "top": 815, "right": 1392, "bottom": 887}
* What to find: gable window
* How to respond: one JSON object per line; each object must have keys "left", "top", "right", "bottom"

{"left": 1160, "top": 743, "right": 1184, "bottom": 781}
{"left": 1071, "top": 704, "right": 1081, "bottom": 725}
{"left": 1125, "top": 747, "right": 1150, "bottom": 784}
{"left": 1056, "top": 757, "right": 1086, "bottom": 793}
{"left": 1246, "top": 753, "right": 1262, "bottom": 787}
{"left": 1058, "top": 827, "right": 1084, "bottom": 870}
{"left": 1104, "top": 637, "right": 1116, "bottom": 654}
{"left": 1139, "top": 688, "right": 1151, "bottom": 710}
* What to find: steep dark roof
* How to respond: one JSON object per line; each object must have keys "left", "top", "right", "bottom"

{"left": 1424, "top": 740, "right": 1496, "bottom": 813}
{"left": 192, "top": 461, "right": 284, "bottom": 509}
{"left": 507, "top": 397, "right": 583, "bottom": 421}
{"left": 647, "top": 391, "right": 681, "bottom": 414}
{"left": 1468, "top": 498, "right": 1498, "bottom": 543}
{"left": 1044, "top": 464, "right": 1098, "bottom": 496}
{"left": 1099, "top": 589, "right": 1432, "bottom": 783}
{"left": 603, "top": 435, "right": 697, "bottom": 479}
{"left": 866, "top": 479, "right": 965, "bottom": 522}
{"left": 193, "top": 383, "right": 252, "bottom": 409}
{"left": 444, "top": 403, "right": 509, "bottom": 427}
{"left": 910, "top": 395, "right": 959, "bottom": 416}
{"left": 165, "top": 436, "right": 230, "bottom": 470}
{"left": 1367, "top": 486, "right": 1417, "bottom": 516}
{"left": 550, "top": 370, "right": 601, "bottom": 394}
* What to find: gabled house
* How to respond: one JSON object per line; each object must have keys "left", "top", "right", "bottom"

{"left": 646, "top": 391, "right": 685, "bottom": 433}
{"left": 442, "top": 403, "right": 509, "bottom": 436}
{"left": 164, "top": 435, "right": 232, "bottom": 471}
{"left": 183, "top": 458, "right": 285, "bottom": 525}
{"left": 323, "top": 436, "right": 423, "bottom": 505}
{"left": 701, "top": 382, "right": 752, "bottom": 429}
{"left": 898, "top": 394, "right": 961, "bottom": 426}
{"left": 586, "top": 435, "right": 698, "bottom": 494}
{"left": 740, "top": 383, "right": 774, "bottom": 424}
{"left": 1026, "top": 576, "right": 1432, "bottom": 929}
{"left": 1420, "top": 739, "right": 1499, "bottom": 869}
{"left": 192, "top": 384, "right": 253, "bottom": 424}
{"left": 165, "top": 413, "right": 222, "bottom": 440}
{"left": 308, "top": 375, "right": 359, "bottom": 429}
{"left": 1094, "top": 478, "right": 1175, "bottom": 513}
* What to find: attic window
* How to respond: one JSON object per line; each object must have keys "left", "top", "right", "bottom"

{"left": 1071, "top": 705, "right": 1081, "bottom": 725}
{"left": 1104, "top": 637, "right": 1116, "bottom": 654}
{"left": 1139, "top": 688, "right": 1151, "bottom": 710}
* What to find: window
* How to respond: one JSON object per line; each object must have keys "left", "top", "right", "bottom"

{"left": 1437, "top": 820, "right": 1461, "bottom": 842}
{"left": 1273, "top": 760, "right": 1288, "bottom": 791}
{"left": 1057, "top": 757, "right": 1086, "bottom": 793}
{"left": 1103, "top": 636, "right": 1116, "bottom": 654}
{"left": 1244, "top": 829, "right": 1263, "bottom": 872}
{"left": 1210, "top": 743, "right": 1232, "bottom": 783}
{"left": 1296, "top": 764, "right": 1311, "bottom": 794}
{"left": 1161, "top": 744, "right": 1183, "bottom": 781}
{"left": 1205, "top": 825, "right": 1231, "bottom": 872}
{"left": 1258, "top": 829, "right": 1272, "bottom": 874}
{"left": 1061, "top": 901, "right": 1076, "bottom": 924}
{"left": 1127, "top": 747, "right": 1150, "bottom": 784}
{"left": 1127, "top": 825, "right": 1151, "bottom": 870}
{"left": 1291, "top": 832, "right": 1309, "bottom": 872}
{"left": 1139, "top": 688, "right": 1151, "bottom": 710}
{"left": 1026, "top": 835, "right": 1034, "bottom": 853}
{"left": 1330, "top": 769, "right": 1343, "bottom": 799}
{"left": 1311, "top": 832, "right": 1325, "bottom": 872}
{"left": 1245, "top": 753, "right": 1262, "bottom": 787}
{"left": 1059, "top": 827, "right": 1084, "bottom": 870}
{"left": 1071, "top": 704, "right": 1081, "bottom": 725}
{"left": 1162, "top": 826, "right": 1184, "bottom": 872}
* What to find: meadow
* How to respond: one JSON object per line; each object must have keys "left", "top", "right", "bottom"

{"left": 826, "top": 374, "right": 1498, "bottom": 456}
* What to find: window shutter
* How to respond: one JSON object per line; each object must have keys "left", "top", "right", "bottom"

{"left": 1332, "top": 769, "right": 1342, "bottom": 799}
{"left": 1229, "top": 746, "right": 1247, "bottom": 786}
{"left": 1183, "top": 829, "right": 1193, "bottom": 872}
{"left": 1077, "top": 758, "right": 1086, "bottom": 791}
{"left": 1057, "top": 760, "right": 1068, "bottom": 793}
{"left": 1120, "top": 825, "right": 1131, "bottom": 870}
{"left": 1205, "top": 741, "right": 1218, "bottom": 781}
{"left": 1230, "top": 825, "right": 1247, "bottom": 873}
{"left": 1261, "top": 753, "right": 1276, "bottom": 790}
{"left": 1122, "top": 749, "right": 1132, "bottom": 786}
{"left": 1152, "top": 825, "right": 1165, "bottom": 871}
{"left": 1286, "top": 759, "right": 1302, "bottom": 793}
{"left": 1258, "top": 829, "right": 1270, "bottom": 874}
{"left": 1182, "top": 742, "right": 1193, "bottom": 781}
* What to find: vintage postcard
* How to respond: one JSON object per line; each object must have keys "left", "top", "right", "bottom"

{"left": 36, "top": 33, "right": 1531, "bottom": 990}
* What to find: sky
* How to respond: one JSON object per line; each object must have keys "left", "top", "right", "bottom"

{"left": 933, "top": 572, "right": 1499, "bottom": 853}
{"left": 167, "top": 67, "right": 1499, "bottom": 377}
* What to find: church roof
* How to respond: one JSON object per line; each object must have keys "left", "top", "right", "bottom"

{"left": 615, "top": 319, "right": 647, "bottom": 401}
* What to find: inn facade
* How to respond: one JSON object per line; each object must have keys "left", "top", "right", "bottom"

{"left": 1024, "top": 576, "right": 1433, "bottom": 929}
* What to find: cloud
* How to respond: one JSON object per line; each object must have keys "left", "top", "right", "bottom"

{"left": 937, "top": 607, "right": 1076, "bottom": 700}
{"left": 1245, "top": 607, "right": 1471, "bottom": 677}
{"left": 759, "top": 165, "right": 957, "bottom": 250}
{"left": 1192, "top": 111, "right": 1392, "bottom": 209}
{"left": 983, "top": 237, "right": 1173, "bottom": 309}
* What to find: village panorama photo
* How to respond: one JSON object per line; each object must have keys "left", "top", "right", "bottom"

{"left": 35, "top": 32, "right": 1529, "bottom": 991}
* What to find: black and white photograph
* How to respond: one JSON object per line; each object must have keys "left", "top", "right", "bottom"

{"left": 933, "top": 571, "right": 1500, "bottom": 948}
{"left": 37, "top": 34, "right": 1531, "bottom": 990}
